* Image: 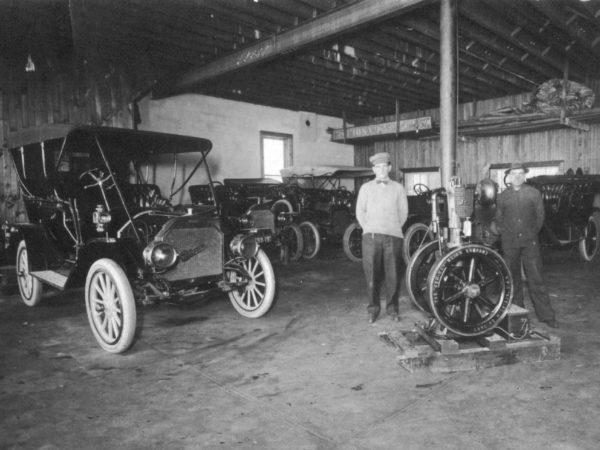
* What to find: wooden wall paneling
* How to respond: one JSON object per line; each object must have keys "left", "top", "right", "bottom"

{"left": 0, "top": 64, "right": 134, "bottom": 223}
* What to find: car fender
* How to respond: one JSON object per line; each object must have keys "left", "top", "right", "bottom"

{"left": 72, "top": 239, "right": 144, "bottom": 283}
{"left": 7, "top": 223, "right": 63, "bottom": 271}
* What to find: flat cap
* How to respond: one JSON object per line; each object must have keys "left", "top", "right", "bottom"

{"left": 369, "top": 152, "right": 391, "bottom": 166}
{"left": 504, "top": 161, "right": 529, "bottom": 174}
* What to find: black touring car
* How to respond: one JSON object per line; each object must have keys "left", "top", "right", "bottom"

{"left": 3, "top": 126, "right": 277, "bottom": 353}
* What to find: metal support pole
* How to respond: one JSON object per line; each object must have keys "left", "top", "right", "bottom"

{"left": 440, "top": 0, "right": 457, "bottom": 188}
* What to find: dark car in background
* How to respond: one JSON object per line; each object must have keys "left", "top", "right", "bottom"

{"left": 280, "top": 165, "right": 374, "bottom": 262}
{"left": 189, "top": 177, "right": 305, "bottom": 263}
{"left": 2, "top": 126, "right": 277, "bottom": 353}
{"left": 527, "top": 173, "right": 600, "bottom": 261}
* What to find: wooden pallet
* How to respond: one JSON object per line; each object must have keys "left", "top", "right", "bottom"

{"left": 379, "top": 326, "right": 561, "bottom": 373}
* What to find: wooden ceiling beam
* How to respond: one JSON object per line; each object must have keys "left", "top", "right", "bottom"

{"left": 281, "top": 58, "right": 435, "bottom": 108}
{"left": 439, "top": 14, "right": 560, "bottom": 82}
{"left": 215, "top": 59, "right": 432, "bottom": 117}
{"left": 528, "top": 0, "right": 600, "bottom": 71}
{"left": 299, "top": 52, "right": 441, "bottom": 104}
{"left": 153, "top": 0, "right": 433, "bottom": 98}
{"left": 488, "top": 0, "right": 597, "bottom": 72}
{"left": 381, "top": 20, "right": 535, "bottom": 95}
{"left": 201, "top": 82, "right": 380, "bottom": 120}
{"left": 458, "top": 1, "right": 588, "bottom": 81}
{"left": 350, "top": 30, "right": 511, "bottom": 98}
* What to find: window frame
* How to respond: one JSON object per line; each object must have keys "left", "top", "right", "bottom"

{"left": 260, "top": 131, "right": 293, "bottom": 181}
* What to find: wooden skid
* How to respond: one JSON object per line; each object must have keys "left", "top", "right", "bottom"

{"left": 379, "top": 329, "right": 561, "bottom": 373}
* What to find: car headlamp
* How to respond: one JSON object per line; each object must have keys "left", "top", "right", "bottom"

{"left": 240, "top": 214, "right": 254, "bottom": 228}
{"left": 144, "top": 242, "right": 178, "bottom": 270}
{"left": 230, "top": 234, "right": 259, "bottom": 259}
{"left": 276, "top": 213, "right": 293, "bottom": 227}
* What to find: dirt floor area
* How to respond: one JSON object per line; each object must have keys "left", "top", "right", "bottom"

{"left": 1, "top": 244, "right": 600, "bottom": 450}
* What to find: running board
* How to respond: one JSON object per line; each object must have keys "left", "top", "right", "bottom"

{"left": 30, "top": 271, "right": 69, "bottom": 290}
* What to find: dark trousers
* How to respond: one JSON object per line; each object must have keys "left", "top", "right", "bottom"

{"left": 502, "top": 242, "right": 555, "bottom": 322}
{"left": 361, "top": 233, "right": 403, "bottom": 316}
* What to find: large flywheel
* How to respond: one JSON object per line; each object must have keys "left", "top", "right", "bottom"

{"left": 426, "top": 244, "right": 513, "bottom": 337}
{"left": 406, "top": 240, "right": 440, "bottom": 313}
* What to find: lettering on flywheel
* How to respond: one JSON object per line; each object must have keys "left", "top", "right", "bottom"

{"left": 428, "top": 244, "right": 513, "bottom": 336}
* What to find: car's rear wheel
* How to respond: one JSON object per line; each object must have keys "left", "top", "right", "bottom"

{"left": 227, "top": 249, "right": 276, "bottom": 318}
{"left": 578, "top": 212, "right": 600, "bottom": 261}
{"left": 85, "top": 259, "right": 137, "bottom": 354}
{"left": 16, "top": 240, "right": 43, "bottom": 306}
{"left": 281, "top": 223, "right": 304, "bottom": 262}
{"left": 342, "top": 222, "right": 362, "bottom": 262}
{"left": 299, "top": 221, "right": 321, "bottom": 259}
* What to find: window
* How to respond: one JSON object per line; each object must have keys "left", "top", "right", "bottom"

{"left": 261, "top": 132, "right": 292, "bottom": 181}
{"left": 489, "top": 160, "right": 563, "bottom": 192}
{"left": 401, "top": 167, "right": 442, "bottom": 196}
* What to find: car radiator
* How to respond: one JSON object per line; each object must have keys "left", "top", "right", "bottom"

{"left": 158, "top": 217, "right": 224, "bottom": 281}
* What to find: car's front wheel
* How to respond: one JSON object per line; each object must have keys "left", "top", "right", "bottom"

{"left": 85, "top": 259, "right": 137, "bottom": 353}
{"left": 342, "top": 222, "right": 362, "bottom": 262}
{"left": 579, "top": 212, "right": 600, "bottom": 261}
{"left": 16, "top": 240, "right": 43, "bottom": 306}
{"left": 227, "top": 249, "right": 276, "bottom": 318}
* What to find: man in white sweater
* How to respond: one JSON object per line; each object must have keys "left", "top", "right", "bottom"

{"left": 355, "top": 152, "right": 409, "bottom": 323}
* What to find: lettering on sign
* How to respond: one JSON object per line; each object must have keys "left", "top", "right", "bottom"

{"left": 331, "top": 116, "right": 432, "bottom": 141}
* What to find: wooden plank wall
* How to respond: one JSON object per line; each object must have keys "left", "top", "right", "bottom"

{"left": 355, "top": 86, "right": 600, "bottom": 185}
{"left": 0, "top": 69, "right": 133, "bottom": 224}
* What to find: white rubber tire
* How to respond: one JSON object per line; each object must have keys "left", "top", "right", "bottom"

{"left": 227, "top": 249, "right": 276, "bottom": 318}
{"left": 299, "top": 221, "right": 321, "bottom": 259}
{"left": 85, "top": 259, "right": 137, "bottom": 354}
{"left": 16, "top": 240, "right": 43, "bottom": 307}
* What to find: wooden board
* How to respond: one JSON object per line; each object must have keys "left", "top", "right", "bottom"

{"left": 330, "top": 116, "right": 433, "bottom": 142}
{"left": 379, "top": 329, "right": 560, "bottom": 373}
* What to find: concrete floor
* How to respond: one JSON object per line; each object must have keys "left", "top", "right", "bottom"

{"left": 1, "top": 245, "right": 600, "bottom": 450}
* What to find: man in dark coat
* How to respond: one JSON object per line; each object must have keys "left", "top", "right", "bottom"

{"left": 495, "top": 161, "right": 558, "bottom": 328}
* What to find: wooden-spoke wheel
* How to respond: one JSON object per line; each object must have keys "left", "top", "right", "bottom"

{"left": 406, "top": 240, "right": 440, "bottom": 313}
{"left": 16, "top": 240, "right": 43, "bottom": 306}
{"left": 342, "top": 222, "right": 362, "bottom": 262}
{"left": 427, "top": 244, "right": 513, "bottom": 337}
{"left": 299, "top": 221, "right": 321, "bottom": 259}
{"left": 578, "top": 212, "right": 600, "bottom": 261}
{"left": 402, "top": 222, "right": 434, "bottom": 265}
{"left": 227, "top": 249, "right": 276, "bottom": 318}
{"left": 85, "top": 259, "right": 137, "bottom": 353}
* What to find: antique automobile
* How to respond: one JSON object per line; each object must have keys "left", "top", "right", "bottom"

{"left": 280, "top": 165, "right": 374, "bottom": 262}
{"left": 3, "top": 125, "right": 277, "bottom": 353}
{"left": 405, "top": 177, "right": 512, "bottom": 337}
{"left": 189, "top": 178, "right": 305, "bottom": 262}
{"left": 526, "top": 173, "right": 600, "bottom": 261}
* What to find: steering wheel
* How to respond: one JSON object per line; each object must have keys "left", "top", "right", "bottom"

{"left": 79, "top": 168, "right": 116, "bottom": 191}
{"left": 413, "top": 183, "right": 431, "bottom": 195}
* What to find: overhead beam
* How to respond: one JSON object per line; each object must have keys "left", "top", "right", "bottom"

{"left": 153, "top": 0, "right": 433, "bottom": 98}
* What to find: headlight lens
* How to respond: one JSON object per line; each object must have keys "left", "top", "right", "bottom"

{"left": 230, "top": 234, "right": 259, "bottom": 259}
{"left": 144, "top": 242, "right": 178, "bottom": 270}
{"left": 240, "top": 214, "right": 254, "bottom": 228}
